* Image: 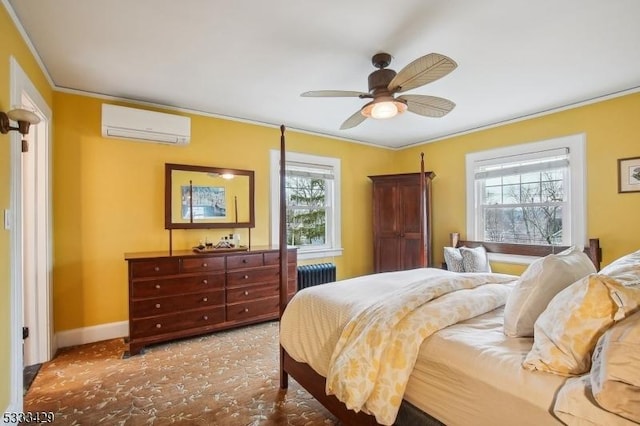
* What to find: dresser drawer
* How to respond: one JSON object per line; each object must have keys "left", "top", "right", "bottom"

{"left": 132, "top": 273, "right": 225, "bottom": 298}
{"left": 227, "top": 296, "right": 279, "bottom": 322}
{"left": 182, "top": 256, "right": 225, "bottom": 273}
{"left": 264, "top": 250, "right": 298, "bottom": 265}
{"left": 263, "top": 251, "right": 279, "bottom": 265}
{"left": 131, "top": 307, "right": 225, "bottom": 338}
{"left": 130, "top": 258, "right": 180, "bottom": 278}
{"left": 227, "top": 265, "right": 279, "bottom": 287}
{"left": 132, "top": 290, "right": 224, "bottom": 318}
{"left": 227, "top": 282, "right": 278, "bottom": 304}
{"left": 226, "top": 253, "right": 264, "bottom": 270}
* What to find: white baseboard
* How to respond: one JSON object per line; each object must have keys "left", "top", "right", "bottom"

{"left": 56, "top": 321, "right": 128, "bottom": 349}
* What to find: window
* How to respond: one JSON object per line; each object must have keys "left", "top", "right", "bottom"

{"left": 466, "top": 134, "right": 586, "bottom": 259}
{"left": 270, "top": 150, "right": 342, "bottom": 260}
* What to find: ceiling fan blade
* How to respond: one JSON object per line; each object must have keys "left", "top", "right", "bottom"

{"left": 398, "top": 94, "right": 456, "bottom": 117}
{"left": 301, "top": 90, "right": 371, "bottom": 98}
{"left": 388, "top": 53, "right": 457, "bottom": 93}
{"left": 340, "top": 110, "right": 367, "bottom": 129}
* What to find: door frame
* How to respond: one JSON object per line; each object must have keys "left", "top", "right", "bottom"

{"left": 8, "top": 56, "right": 53, "bottom": 411}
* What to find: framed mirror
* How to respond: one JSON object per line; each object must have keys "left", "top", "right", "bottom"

{"left": 165, "top": 163, "right": 255, "bottom": 229}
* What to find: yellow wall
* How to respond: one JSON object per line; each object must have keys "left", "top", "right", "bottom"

{"left": 397, "top": 92, "right": 640, "bottom": 272}
{"left": 52, "top": 93, "right": 394, "bottom": 331}
{"left": 0, "top": 5, "right": 53, "bottom": 412}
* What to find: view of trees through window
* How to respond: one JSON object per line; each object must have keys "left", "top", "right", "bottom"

{"left": 480, "top": 170, "right": 565, "bottom": 245}
{"left": 285, "top": 175, "right": 326, "bottom": 247}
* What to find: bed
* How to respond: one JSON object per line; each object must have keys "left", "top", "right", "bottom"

{"left": 275, "top": 127, "right": 640, "bottom": 425}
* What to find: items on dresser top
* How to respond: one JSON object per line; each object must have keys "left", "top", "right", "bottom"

{"left": 125, "top": 247, "right": 297, "bottom": 355}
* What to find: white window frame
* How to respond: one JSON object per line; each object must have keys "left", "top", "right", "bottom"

{"left": 465, "top": 134, "right": 587, "bottom": 264}
{"left": 270, "top": 150, "right": 343, "bottom": 260}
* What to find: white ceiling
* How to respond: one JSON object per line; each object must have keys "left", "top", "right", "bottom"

{"left": 6, "top": 0, "right": 640, "bottom": 149}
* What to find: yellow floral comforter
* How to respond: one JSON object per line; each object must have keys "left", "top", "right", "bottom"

{"left": 325, "top": 272, "right": 515, "bottom": 425}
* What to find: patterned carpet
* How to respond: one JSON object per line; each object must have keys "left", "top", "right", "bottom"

{"left": 23, "top": 321, "right": 339, "bottom": 425}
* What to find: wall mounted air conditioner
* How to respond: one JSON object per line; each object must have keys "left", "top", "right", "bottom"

{"left": 101, "top": 104, "right": 190, "bottom": 145}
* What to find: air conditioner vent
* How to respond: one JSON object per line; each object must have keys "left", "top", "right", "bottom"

{"left": 101, "top": 104, "right": 190, "bottom": 145}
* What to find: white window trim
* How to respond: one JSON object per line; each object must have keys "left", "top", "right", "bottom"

{"left": 270, "top": 150, "right": 343, "bottom": 260}
{"left": 465, "top": 134, "right": 587, "bottom": 262}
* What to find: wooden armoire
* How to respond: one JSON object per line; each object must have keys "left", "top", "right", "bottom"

{"left": 369, "top": 172, "right": 435, "bottom": 272}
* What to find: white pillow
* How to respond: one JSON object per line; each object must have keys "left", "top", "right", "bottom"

{"left": 460, "top": 246, "right": 491, "bottom": 273}
{"left": 443, "top": 247, "right": 464, "bottom": 272}
{"left": 590, "top": 311, "right": 640, "bottom": 423}
{"left": 600, "top": 249, "right": 640, "bottom": 287}
{"left": 504, "top": 246, "right": 596, "bottom": 337}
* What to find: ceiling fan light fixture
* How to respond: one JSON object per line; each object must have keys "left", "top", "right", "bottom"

{"left": 361, "top": 98, "right": 407, "bottom": 120}
{"left": 304, "top": 52, "right": 457, "bottom": 129}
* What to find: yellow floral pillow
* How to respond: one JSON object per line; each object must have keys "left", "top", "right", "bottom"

{"left": 523, "top": 274, "right": 640, "bottom": 376}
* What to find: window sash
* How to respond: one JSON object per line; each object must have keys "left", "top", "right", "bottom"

{"left": 475, "top": 158, "right": 569, "bottom": 180}
{"left": 466, "top": 136, "right": 585, "bottom": 249}
{"left": 473, "top": 147, "right": 569, "bottom": 167}
{"left": 475, "top": 165, "right": 569, "bottom": 244}
{"left": 270, "top": 149, "right": 342, "bottom": 260}
{"left": 286, "top": 161, "right": 334, "bottom": 180}
{"left": 285, "top": 175, "right": 330, "bottom": 247}
{"left": 285, "top": 175, "right": 330, "bottom": 209}
{"left": 478, "top": 167, "right": 567, "bottom": 206}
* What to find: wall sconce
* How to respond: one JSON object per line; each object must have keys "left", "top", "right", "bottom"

{"left": 0, "top": 108, "right": 41, "bottom": 152}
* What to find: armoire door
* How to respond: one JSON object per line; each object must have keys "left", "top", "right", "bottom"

{"left": 398, "top": 180, "right": 423, "bottom": 270}
{"left": 372, "top": 180, "right": 402, "bottom": 272}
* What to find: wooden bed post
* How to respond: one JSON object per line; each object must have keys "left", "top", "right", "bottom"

{"left": 419, "top": 152, "right": 427, "bottom": 268}
{"left": 588, "top": 238, "right": 603, "bottom": 271}
{"left": 279, "top": 125, "right": 289, "bottom": 389}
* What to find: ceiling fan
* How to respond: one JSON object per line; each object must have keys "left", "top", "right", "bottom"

{"left": 301, "top": 52, "right": 457, "bottom": 130}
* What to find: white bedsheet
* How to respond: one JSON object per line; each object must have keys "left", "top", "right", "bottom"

{"left": 407, "top": 307, "right": 567, "bottom": 426}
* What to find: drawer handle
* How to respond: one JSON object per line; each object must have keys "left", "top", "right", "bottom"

{"left": 156, "top": 323, "right": 162, "bottom": 329}
{"left": 203, "top": 297, "right": 208, "bottom": 302}
{"left": 243, "top": 275, "right": 249, "bottom": 279}
{"left": 243, "top": 290, "right": 249, "bottom": 296}
{"left": 203, "top": 315, "right": 209, "bottom": 321}
{"left": 202, "top": 279, "right": 208, "bottom": 284}
{"left": 155, "top": 303, "right": 161, "bottom": 309}
{"left": 154, "top": 266, "right": 160, "bottom": 272}
{"left": 155, "top": 284, "right": 161, "bottom": 289}
{"left": 244, "top": 308, "right": 249, "bottom": 312}
{"left": 203, "top": 263, "right": 208, "bottom": 267}
{"left": 242, "top": 259, "right": 248, "bottom": 264}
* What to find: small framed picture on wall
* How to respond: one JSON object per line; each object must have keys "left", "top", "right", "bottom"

{"left": 618, "top": 156, "right": 640, "bottom": 193}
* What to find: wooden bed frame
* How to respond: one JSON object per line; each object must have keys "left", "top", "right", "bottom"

{"left": 276, "top": 126, "right": 603, "bottom": 425}
{"left": 453, "top": 232, "right": 602, "bottom": 271}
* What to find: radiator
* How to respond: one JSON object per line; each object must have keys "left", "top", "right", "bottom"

{"left": 297, "top": 263, "right": 336, "bottom": 289}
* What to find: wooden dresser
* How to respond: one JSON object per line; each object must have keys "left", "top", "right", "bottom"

{"left": 124, "top": 247, "right": 297, "bottom": 355}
